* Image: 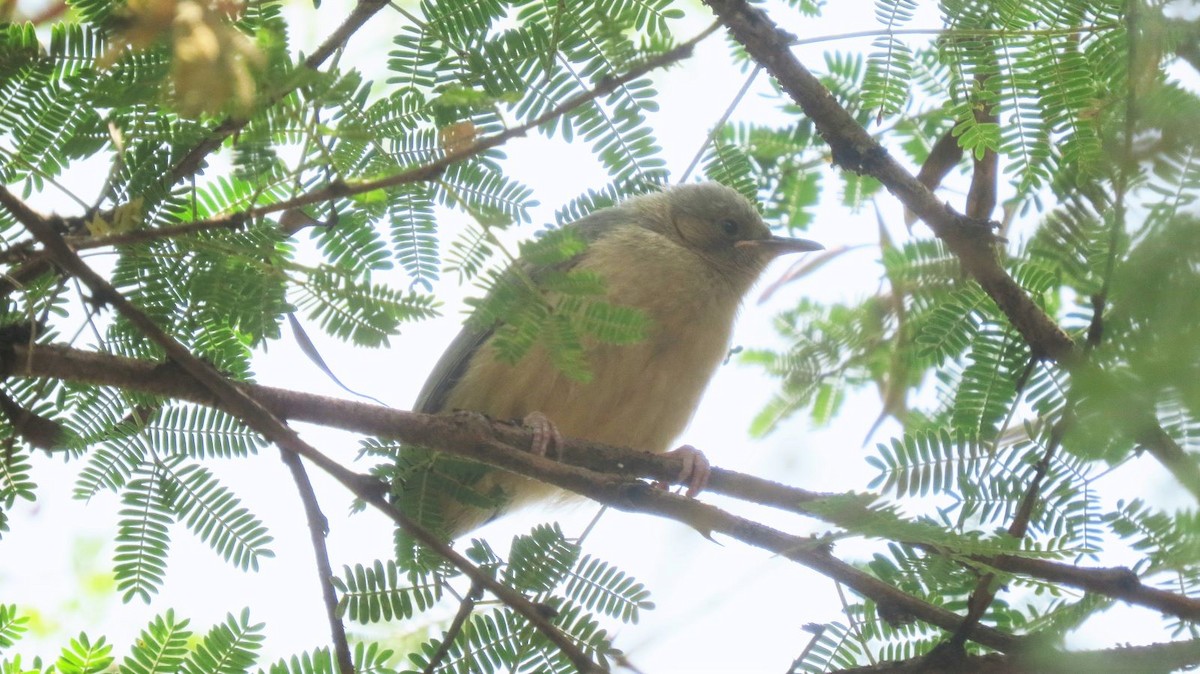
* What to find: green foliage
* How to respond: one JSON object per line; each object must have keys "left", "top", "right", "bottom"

{"left": 504, "top": 524, "right": 579, "bottom": 593}
{"left": 332, "top": 561, "right": 440, "bottom": 624}
{"left": 563, "top": 554, "right": 653, "bottom": 623}
{"left": 457, "top": 228, "right": 650, "bottom": 382}
{"left": 113, "top": 464, "right": 173, "bottom": 604}
{"left": 862, "top": 36, "right": 915, "bottom": 121}
{"left": 262, "top": 642, "right": 396, "bottom": 674}
{"left": 120, "top": 611, "right": 191, "bottom": 674}
{"left": 787, "top": 622, "right": 864, "bottom": 673}
{"left": 701, "top": 137, "right": 758, "bottom": 203}
{"left": 0, "top": 606, "right": 28, "bottom": 651}
{"left": 0, "top": 444, "right": 36, "bottom": 516}
{"left": 344, "top": 524, "right": 652, "bottom": 673}
{"left": 164, "top": 462, "right": 275, "bottom": 571}
{"left": 56, "top": 633, "right": 113, "bottom": 674}
{"left": 0, "top": 611, "right": 273, "bottom": 674}
{"left": 725, "top": 0, "right": 1200, "bottom": 668}
{"left": 403, "top": 603, "right": 620, "bottom": 674}
{"left": 181, "top": 609, "right": 265, "bottom": 674}
{"left": 145, "top": 405, "right": 266, "bottom": 460}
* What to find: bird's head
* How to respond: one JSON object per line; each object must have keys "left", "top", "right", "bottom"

{"left": 646, "top": 183, "right": 822, "bottom": 289}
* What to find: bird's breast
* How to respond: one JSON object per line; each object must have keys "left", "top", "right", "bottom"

{"left": 446, "top": 228, "right": 744, "bottom": 455}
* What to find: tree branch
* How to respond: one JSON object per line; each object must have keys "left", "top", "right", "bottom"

{"left": 700, "top": 0, "right": 1077, "bottom": 366}
{"left": 950, "top": 410, "right": 1067, "bottom": 650}
{"left": 6, "top": 341, "right": 1200, "bottom": 626}
{"left": 422, "top": 580, "right": 483, "bottom": 674}
{"left": 279, "top": 449, "right": 353, "bottom": 674}
{"left": 828, "top": 637, "right": 1200, "bottom": 674}
{"left": 0, "top": 347, "right": 1013, "bottom": 651}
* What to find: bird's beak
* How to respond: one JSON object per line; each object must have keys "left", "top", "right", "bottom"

{"left": 737, "top": 236, "right": 824, "bottom": 257}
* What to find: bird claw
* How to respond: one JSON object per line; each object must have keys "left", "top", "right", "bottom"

{"left": 523, "top": 411, "right": 563, "bottom": 459}
{"left": 661, "top": 444, "right": 710, "bottom": 498}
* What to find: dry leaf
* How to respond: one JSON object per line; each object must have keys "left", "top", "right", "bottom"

{"left": 440, "top": 121, "right": 478, "bottom": 154}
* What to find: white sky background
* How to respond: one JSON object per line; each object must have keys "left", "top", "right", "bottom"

{"left": 1, "top": 0, "right": 1192, "bottom": 672}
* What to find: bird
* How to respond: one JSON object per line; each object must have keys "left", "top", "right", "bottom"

{"left": 399, "top": 182, "right": 822, "bottom": 537}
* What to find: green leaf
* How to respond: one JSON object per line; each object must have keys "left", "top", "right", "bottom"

{"left": 113, "top": 464, "right": 173, "bottom": 603}
{"left": 564, "top": 555, "right": 653, "bottom": 624}
{"left": 164, "top": 463, "right": 275, "bottom": 571}
{"left": 332, "top": 560, "right": 440, "bottom": 624}
{"left": 180, "top": 609, "right": 265, "bottom": 674}
{"left": 56, "top": 633, "right": 114, "bottom": 674}
{"left": 119, "top": 610, "right": 191, "bottom": 674}
{"left": 0, "top": 605, "right": 29, "bottom": 650}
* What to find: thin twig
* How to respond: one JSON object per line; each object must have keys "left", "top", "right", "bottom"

{"left": 168, "top": 0, "right": 390, "bottom": 184}
{"left": 13, "top": 28, "right": 712, "bottom": 274}
{"left": 279, "top": 450, "right": 353, "bottom": 674}
{"left": 835, "top": 582, "right": 875, "bottom": 667}
{"left": 787, "top": 22, "right": 1120, "bottom": 49}
{"left": 178, "top": 31, "right": 708, "bottom": 223}
{"left": 786, "top": 625, "right": 826, "bottom": 674}
{"left": 422, "top": 580, "right": 484, "bottom": 674}
{"left": 679, "top": 64, "right": 760, "bottom": 183}
{"left": 949, "top": 412, "right": 1070, "bottom": 650}
{"left": 1086, "top": 1, "right": 1139, "bottom": 352}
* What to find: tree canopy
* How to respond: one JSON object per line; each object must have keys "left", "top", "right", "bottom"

{"left": 1, "top": 0, "right": 1200, "bottom": 672}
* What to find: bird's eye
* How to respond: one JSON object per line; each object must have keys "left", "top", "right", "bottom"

{"left": 720, "top": 219, "right": 739, "bottom": 237}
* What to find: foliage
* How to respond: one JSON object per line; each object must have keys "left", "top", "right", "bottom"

{"left": 0, "top": 0, "right": 1198, "bottom": 671}
{"left": 738, "top": 0, "right": 1200, "bottom": 668}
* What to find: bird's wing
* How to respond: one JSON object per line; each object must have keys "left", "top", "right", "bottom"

{"left": 413, "top": 321, "right": 491, "bottom": 413}
{"left": 412, "top": 207, "right": 630, "bottom": 414}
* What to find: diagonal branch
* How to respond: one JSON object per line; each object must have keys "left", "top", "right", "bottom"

{"left": 0, "top": 186, "right": 606, "bottom": 674}
{"left": 950, "top": 421, "right": 1067, "bottom": 651}
{"left": 699, "top": 0, "right": 1200, "bottom": 503}
{"left": 701, "top": 0, "right": 1075, "bottom": 365}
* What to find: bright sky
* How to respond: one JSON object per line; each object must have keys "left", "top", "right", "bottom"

{"left": 0, "top": 1, "right": 1181, "bottom": 672}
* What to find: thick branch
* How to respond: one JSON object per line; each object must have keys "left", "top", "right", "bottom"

{"left": 605, "top": 484, "right": 1022, "bottom": 652}
{"left": 0, "top": 342, "right": 831, "bottom": 507}
{"left": 7, "top": 342, "right": 1200, "bottom": 626}
{"left": 830, "top": 637, "right": 1200, "bottom": 674}
{"left": 0, "top": 341, "right": 1016, "bottom": 650}
{"left": 985, "top": 555, "right": 1200, "bottom": 621}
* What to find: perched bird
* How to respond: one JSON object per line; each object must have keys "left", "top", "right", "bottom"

{"left": 403, "top": 182, "right": 822, "bottom": 536}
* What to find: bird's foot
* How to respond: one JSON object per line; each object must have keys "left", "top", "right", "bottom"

{"left": 658, "top": 444, "right": 710, "bottom": 497}
{"left": 523, "top": 411, "right": 564, "bottom": 459}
